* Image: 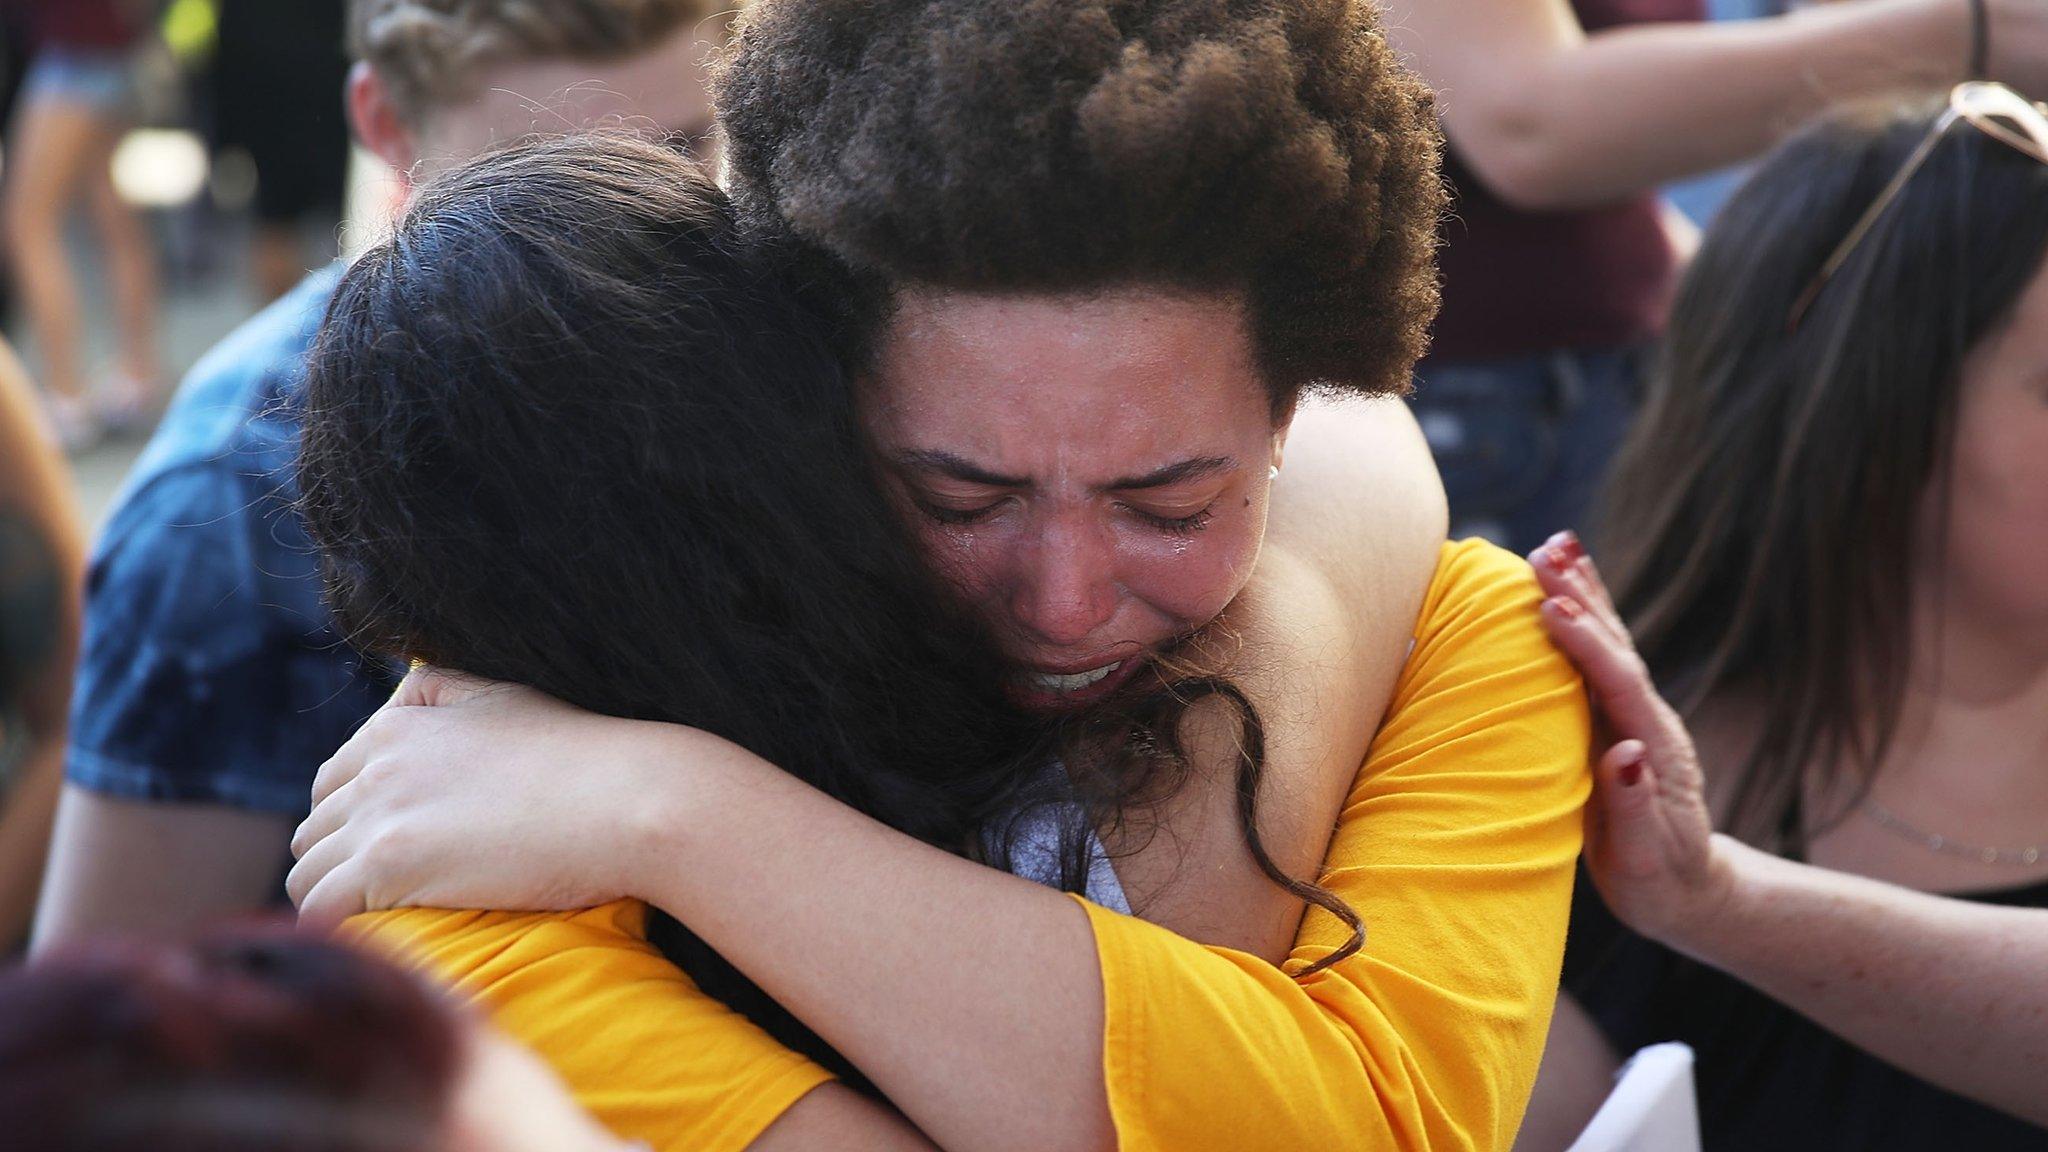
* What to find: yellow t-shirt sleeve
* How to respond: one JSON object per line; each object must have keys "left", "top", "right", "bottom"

{"left": 1082, "top": 539, "right": 1593, "bottom": 1152}
{"left": 347, "top": 900, "right": 834, "bottom": 1152}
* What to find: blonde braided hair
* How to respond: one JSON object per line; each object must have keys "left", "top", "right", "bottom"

{"left": 347, "top": 0, "right": 728, "bottom": 124}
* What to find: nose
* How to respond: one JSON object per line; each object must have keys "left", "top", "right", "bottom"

{"left": 1008, "top": 516, "right": 1119, "bottom": 649}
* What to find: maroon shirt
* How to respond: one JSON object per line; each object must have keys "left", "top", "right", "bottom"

{"left": 1428, "top": 0, "right": 1706, "bottom": 363}
{"left": 12, "top": 0, "right": 142, "bottom": 51}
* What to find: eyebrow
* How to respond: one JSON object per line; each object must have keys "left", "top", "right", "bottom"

{"left": 1105, "top": 455, "right": 1236, "bottom": 491}
{"left": 893, "top": 450, "right": 1236, "bottom": 491}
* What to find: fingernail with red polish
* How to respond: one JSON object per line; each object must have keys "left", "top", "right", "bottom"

{"left": 1559, "top": 531, "right": 1584, "bottom": 562}
{"left": 1618, "top": 749, "right": 1646, "bottom": 787}
{"left": 1543, "top": 546, "right": 1573, "bottom": 572}
{"left": 1548, "top": 596, "right": 1585, "bottom": 621}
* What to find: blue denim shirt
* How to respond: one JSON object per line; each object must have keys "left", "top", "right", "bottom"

{"left": 67, "top": 264, "right": 397, "bottom": 816}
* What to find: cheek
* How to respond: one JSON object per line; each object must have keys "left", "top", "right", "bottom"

{"left": 905, "top": 518, "right": 1008, "bottom": 606}
{"left": 1113, "top": 520, "right": 1265, "bottom": 624}
{"left": 1940, "top": 413, "right": 2048, "bottom": 617}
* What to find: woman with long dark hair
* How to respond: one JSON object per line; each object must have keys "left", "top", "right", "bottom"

{"left": 291, "top": 121, "right": 1589, "bottom": 1152}
{"left": 1515, "top": 85, "right": 2048, "bottom": 1150}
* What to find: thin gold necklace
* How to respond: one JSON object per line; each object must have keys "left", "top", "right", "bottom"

{"left": 1860, "top": 796, "right": 2045, "bottom": 866}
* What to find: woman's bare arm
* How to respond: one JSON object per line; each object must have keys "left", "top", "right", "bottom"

{"left": 1385, "top": 0, "right": 2048, "bottom": 211}
{"left": 1534, "top": 536, "right": 2048, "bottom": 1127}
{"left": 0, "top": 340, "right": 83, "bottom": 951}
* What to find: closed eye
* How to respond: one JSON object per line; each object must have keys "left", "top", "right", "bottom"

{"left": 1126, "top": 503, "right": 1216, "bottom": 536}
{"left": 918, "top": 500, "right": 1004, "bottom": 525}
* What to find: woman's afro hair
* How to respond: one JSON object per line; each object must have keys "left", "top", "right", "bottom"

{"left": 716, "top": 0, "right": 1446, "bottom": 405}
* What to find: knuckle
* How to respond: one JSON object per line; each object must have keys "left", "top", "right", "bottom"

{"left": 364, "top": 706, "right": 416, "bottom": 742}
{"left": 359, "top": 747, "right": 413, "bottom": 787}
{"left": 365, "top": 820, "right": 415, "bottom": 862}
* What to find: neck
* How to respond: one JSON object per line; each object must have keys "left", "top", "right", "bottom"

{"left": 1882, "top": 578, "right": 2048, "bottom": 797}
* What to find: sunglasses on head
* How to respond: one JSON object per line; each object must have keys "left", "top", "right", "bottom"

{"left": 1787, "top": 82, "right": 2048, "bottom": 331}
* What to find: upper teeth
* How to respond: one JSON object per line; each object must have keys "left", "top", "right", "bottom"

{"left": 1028, "top": 663, "right": 1121, "bottom": 693}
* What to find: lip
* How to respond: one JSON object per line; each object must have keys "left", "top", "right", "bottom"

{"left": 1006, "top": 655, "right": 1149, "bottom": 713}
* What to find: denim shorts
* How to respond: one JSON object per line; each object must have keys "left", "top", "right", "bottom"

{"left": 21, "top": 47, "right": 134, "bottom": 116}
{"left": 1410, "top": 345, "right": 1649, "bottom": 555}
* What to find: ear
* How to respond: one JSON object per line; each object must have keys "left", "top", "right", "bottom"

{"left": 346, "top": 62, "right": 418, "bottom": 179}
{"left": 1269, "top": 395, "right": 1298, "bottom": 474}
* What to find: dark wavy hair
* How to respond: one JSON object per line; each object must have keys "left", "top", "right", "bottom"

{"left": 713, "top": 0, "right": 1446, "bottom": 409}
{"left": 1598, "top": 94, "right": 2048, "bottom": 848}
{"left": 0, "top": 927, "right": 464, "bottom": 1151}
{"left": 297, "top": 133, "right": 1073, "bottom": 1085}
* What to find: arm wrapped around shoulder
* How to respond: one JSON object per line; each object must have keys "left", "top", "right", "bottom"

{"left": 1080, "top": 539, "right": 1593, "bottom": 1152}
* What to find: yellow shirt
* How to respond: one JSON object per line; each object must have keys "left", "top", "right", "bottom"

{"left": 352, "top": 539, "right": 1590, "bottom": 1152}
{"left": 1081, "top": 538, "right": 1591, "bottom": 1150}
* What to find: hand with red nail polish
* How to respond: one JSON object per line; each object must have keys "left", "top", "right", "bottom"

{"left": 1526, "top": 540, "right": 1730, "bottom": 942}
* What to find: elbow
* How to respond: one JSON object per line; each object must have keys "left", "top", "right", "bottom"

{"left": 1444, "top": 102, "right": 1595, "bottom": 213}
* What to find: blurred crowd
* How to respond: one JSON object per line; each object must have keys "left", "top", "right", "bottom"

{"left": 0, "top": 0, "right": 351, "bottom": 452}
{"left": 0, "top": 1, "right": 2044, "bottom": 1150}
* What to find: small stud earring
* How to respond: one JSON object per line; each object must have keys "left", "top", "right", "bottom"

{"left": 1269, "top": 465, "right": 1280, "bottom": 480}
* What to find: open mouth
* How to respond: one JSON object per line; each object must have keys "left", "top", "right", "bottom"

{"left": 1006, "top": 657, "right": 1148, "bottom": 712}
{"left": 1021, "top": 662, "right": 1123, "bottom": 695}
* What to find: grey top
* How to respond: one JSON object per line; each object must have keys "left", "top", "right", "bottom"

{"left": 996, "top": 791, "right": 1131, "bottom": 914}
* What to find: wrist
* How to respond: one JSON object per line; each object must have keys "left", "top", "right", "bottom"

{"left": 1645, "top": 833, "right": 1765, "bottom": 960}
{"left": 611, "top": 721, "right": 714, "bottom": 902}
{"left": 612, "top": 721, "right": 784, "bottom": 912}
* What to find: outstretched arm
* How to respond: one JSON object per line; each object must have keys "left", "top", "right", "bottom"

{"left": 1386, "top": 0, "right": 2048, "bottom": 211}
{"left": 1530, "top": 532, "right": 2048, "bottom": 1128}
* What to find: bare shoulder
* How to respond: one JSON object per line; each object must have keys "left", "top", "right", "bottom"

{"left": 1267, "top": 395, "right": 1446, "bottom": 620}
{"left": 1111, "top": 399, "right": 1447, "bottom": 961}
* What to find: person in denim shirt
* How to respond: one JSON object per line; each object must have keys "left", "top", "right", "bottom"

{"left": 33, "top": 0, "right": 727, "bottom": 947}
{"left": 65, "top": 264, "right": 391, "bottom": 815}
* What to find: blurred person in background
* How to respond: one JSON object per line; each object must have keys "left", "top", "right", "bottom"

{"left": 0, "top": 337, "right": 80, "bottom": 955}
{"left": 0, "top": 0, "right": 163, "bottom": 449}
{"left": 0, "top": 5, "right": 38, "bottom": 324}
{"left": 210, "top": 0, "right": 351, "bottom": 304}
{"left": 0, "top": 927, "right": 635, "bottom": 1151}
{"left": 1519, "top": 535, "right": 2048, "bottom": 1142}
{"left": 1513, "top": 86, "right": 2048, "bottom": 1149}
{"left": 1387, "top": 0, "right": 2048, "bottom": 553}
{"left": 32, "top": 0, "right": 724, "bottom": 950}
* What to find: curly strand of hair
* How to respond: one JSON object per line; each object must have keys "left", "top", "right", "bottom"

{"left": 1177, "top": 676, "right": 1365, "bottom": 977}
{"left": 1071, "top": 668, "right": 1366, "bottom": 979}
